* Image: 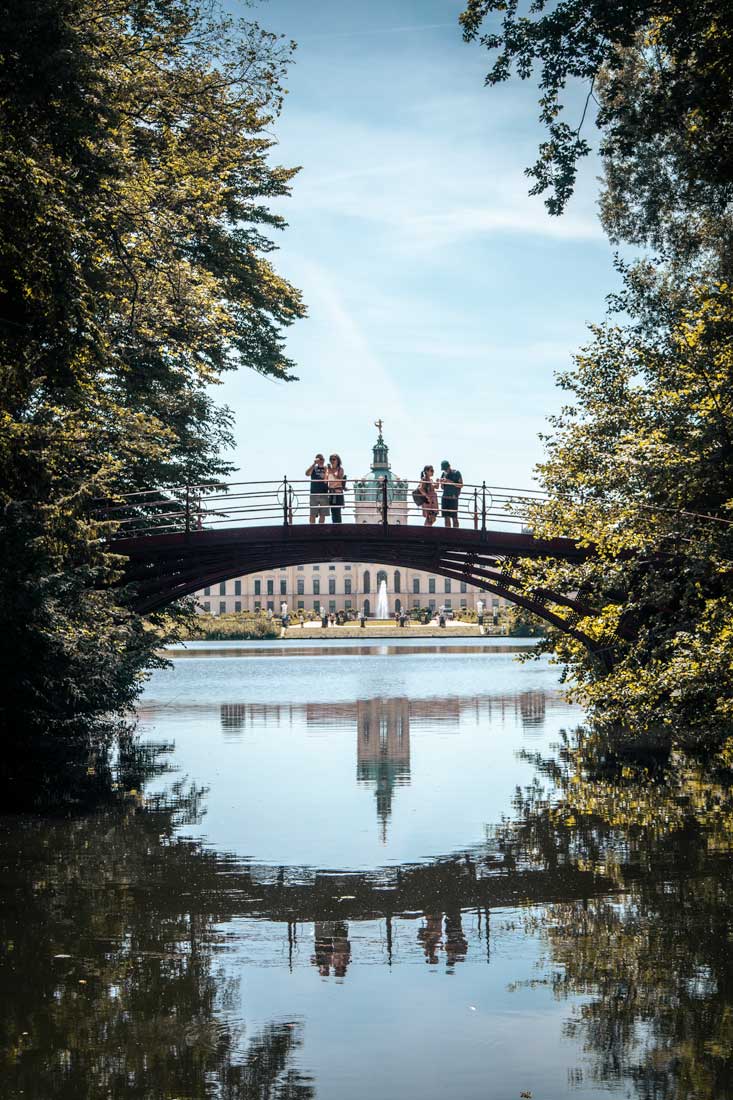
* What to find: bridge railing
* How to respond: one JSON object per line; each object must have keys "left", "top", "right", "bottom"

{"left": 100, "top": 477, "right": 547, "bottom": 538}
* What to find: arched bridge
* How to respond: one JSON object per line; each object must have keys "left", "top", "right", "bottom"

{"left": 104, "top": 477, "right": 605, "bottom": 655}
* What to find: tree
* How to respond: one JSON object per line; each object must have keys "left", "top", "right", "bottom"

{"left": 460, "top": 1, "right": 733, "bottom": 752}
{"left": 511, "top": 273, "right": 733, "bottom": 750}
{"left": 0, "top": 0, "right": 305, "bottom": 803}
{"left": 460, "top": 0, "right": 733, "bottom": 256}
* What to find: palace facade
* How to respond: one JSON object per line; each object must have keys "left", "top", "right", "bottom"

{"left": 194, "top": 428, "right": 508, "bottom": 618}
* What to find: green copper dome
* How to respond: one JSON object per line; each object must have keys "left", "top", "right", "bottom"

{"left": 354, "top": 426, "right": 407, "bottom": 503}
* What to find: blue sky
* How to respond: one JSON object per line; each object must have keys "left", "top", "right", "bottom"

{"left": 221, "top": 0, "right": 617, "bottom": 489}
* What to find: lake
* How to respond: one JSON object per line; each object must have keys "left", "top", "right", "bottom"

{"left": 2, "top": 637, "right": 732, "bottom": 1099}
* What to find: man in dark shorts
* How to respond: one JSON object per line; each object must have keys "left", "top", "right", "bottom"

{"left": 305, "top": 453, "right": 328, "bottom": 524}
{"left": 439, "top": 459, "right": 463, "bottom": 528}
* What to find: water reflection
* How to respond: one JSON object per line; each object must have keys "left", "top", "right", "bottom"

{"left": 493, "top": 733, "right": 733, "bottom": 1099}
{"left": 356, "top": 698, "right": 410, "bottom": 841}
{"left": 218, "top": 693, "right": 548, "bottom": 843}
{"left": 12, "top": 642, "right": 733, "bottom": 1098}
{"left": 312, "top": 921, "right": 351, "bottom": 978}
{"left": 219, "top": 693, "right": 548, "bottom": 737}
{"left": 0, "top": 763, "right": 315, "bottom": 1100}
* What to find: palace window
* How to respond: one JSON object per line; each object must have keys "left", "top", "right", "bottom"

{"left": 312, "top": 565, "right": 320, "bottom": 571}
{"left": 280, "top": 580, "right": 287, "bottom": 595}
{"left": 297, "top": 565, "right": 304, "bottom": 571}
{"left": 460, "top": 599, "right": 467, "bottom": 608}
{"left": 254, "top": 601, "right": 261, "bottom": 611}
{"left": 395, "top": 598, "right": 401, "bottom": 612}
{"left": 266, "top": 579, "right": 274, "bottom": 596}
{"left": 413, "top": 577, "right": 420, "bottom": 594}
{"left": 328, "top": 578, "right": 336, "bottom": 595}
{"left": 297, "top": 600, "right": 304, "bottom": 610}
{"left": 313, "top": 578, "right": 320, "bottom": 595}
{"left": 329, "top": 565, "right": 335, "bottom": 571}
{"left": 345, "top": 578, "right": 352, "bottom": 595}
{"left": 297, "top": 579, "right": 304, "bottom": 595}
{"left": 460, "top": 581, "right": 467, "bottom": 593}
{"left": 428, "top": 578, "right": 436, "bottom": 594}
{"left": 363, "top": 571, "right": 371, "bottom": 594}
{"left": 234, "top": 580, "right": 242, "bottom": 596}
{"left": 363, "top": 599, "right": 370, "bottom": 616}
{"left": 219, "top": 601, "right": 226, "bottom": 614}
{"left": 202, "top": 601, "right": 210, "bottom": 612}
{"left": 254, "top": 580, "right": 261, "bottom": 596}
{"left": 219, "top": 581, "right": 226, "bottom": 596}
{"left": 329, "top": 600, "right": 336, "bottom": 613}
{"left": 204, "top": 586, "right": 211, "bottom": 596}
{"left": 235, "top": 601, "right": 242, "bottom": 612}
{"left": 444, "top": 579, "right": 452, "bottom": 593}
{"left": 345, "top": 565, "right": 352, "bottom": 571}
{"left": 394, "top": 570, "right": 401, "bottom": 593}
{"left": 345, "top": 599, "right": 352, "bottom": 610}
{"left": 267, "top": 601, "right": 274, "bottom": 612}
{"left": 445, "top": 599, "right": 452, "bottom": 609}
{"left": 428, "top": 599, "right": 436, "bottom": 611}
{"left": 313, "top": 600, "right": 321, "bottom": 613}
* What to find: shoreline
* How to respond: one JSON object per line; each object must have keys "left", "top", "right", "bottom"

{"left": 182, "top": 625, "right": 527, "bottom": 641}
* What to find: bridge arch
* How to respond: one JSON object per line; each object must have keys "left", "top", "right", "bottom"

{"left": 114, "top": 522, "right": 608, "bottom": 662}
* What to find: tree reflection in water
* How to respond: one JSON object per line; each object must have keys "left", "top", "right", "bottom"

{"left": 0, "top": 744, "right": 314, "bottom": 1100}
{"left": 498, "top": 728, "right": 733, "bottom": 1099}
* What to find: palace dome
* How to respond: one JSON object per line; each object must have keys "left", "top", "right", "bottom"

{"left": 353, "top": 426, "right": 407, "bottom": 504}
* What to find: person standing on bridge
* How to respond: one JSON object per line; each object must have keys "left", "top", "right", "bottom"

{"left": 326, "top": 453, "right": 346, "bottom": 523}
{"left": 306, "top": 453, "right": 328, "bottom": 524}
{"left": 440, "top": 460, "right": 463, "bottom": 528}
{"left": 419, "top": 465, "right": 438, "bottom": 526}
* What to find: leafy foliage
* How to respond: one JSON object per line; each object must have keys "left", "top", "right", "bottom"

{"left": 516, "top": 273, "right": 733, "bottom": 748}
{"left": 0, "top": 0, "right": 304, "bottom": 802}
{"left": 460, "top": 0, "right": 733, "bottom": 241}
{"left": 461, "top": 0, "right": 733, "bottom": 752}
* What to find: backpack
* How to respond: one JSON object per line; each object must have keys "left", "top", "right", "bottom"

{"left": 412, "top": 487, "right": 426, "bottom": 508}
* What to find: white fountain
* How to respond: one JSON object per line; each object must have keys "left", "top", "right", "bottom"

{"left": 376, "top": 579, "right": 389, "bottom": 620}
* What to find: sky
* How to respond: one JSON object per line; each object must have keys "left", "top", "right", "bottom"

{"left": 219, "top": 0, "right": 618, "bottom": 490}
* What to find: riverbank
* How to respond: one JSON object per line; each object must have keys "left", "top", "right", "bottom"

{"left": 185, "top": 612, "right": 511, "bottom": 641}
{"left": 281, "top": 624, "right": 500, "bottom": 639}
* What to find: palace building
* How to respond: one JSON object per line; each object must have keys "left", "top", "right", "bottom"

{"left": 194, "top": 427, "right": 508, "bottom": 618}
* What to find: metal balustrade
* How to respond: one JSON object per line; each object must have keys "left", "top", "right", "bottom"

{"left": 98, "top": 477, "right": 548, "bottom": 538}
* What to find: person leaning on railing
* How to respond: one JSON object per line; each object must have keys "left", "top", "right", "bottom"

{"left": 327, "top": 453, "right": 346, "bottom": 523}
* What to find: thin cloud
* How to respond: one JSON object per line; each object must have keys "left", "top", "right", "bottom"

{"left": 299, "top": 23, "right": 457, "bottom": 42}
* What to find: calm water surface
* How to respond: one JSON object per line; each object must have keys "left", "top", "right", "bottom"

{"left": 2, "top": 637, "right": 732, "bottom": 1099}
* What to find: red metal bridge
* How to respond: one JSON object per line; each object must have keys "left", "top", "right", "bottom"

{"left": 104, "top": 476, "right": 606, "bottom": 654}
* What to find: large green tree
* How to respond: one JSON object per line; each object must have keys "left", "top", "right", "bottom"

{"left": 0, "top": 0, "right": 304, "bottom": 803}
{"left": 462, "top": 1, "right": 733, "bottom": 752}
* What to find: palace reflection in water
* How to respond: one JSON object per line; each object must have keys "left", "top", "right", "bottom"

{"left": 6, "top": 642, "right": 733, "bottom": 1099}
{"left": 220, "top": 691, "right": 548, "bottom": 842}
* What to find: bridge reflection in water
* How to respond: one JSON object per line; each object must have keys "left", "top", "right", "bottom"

{"left": 214, "top": 691, "right": 564, "bottom": 980}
